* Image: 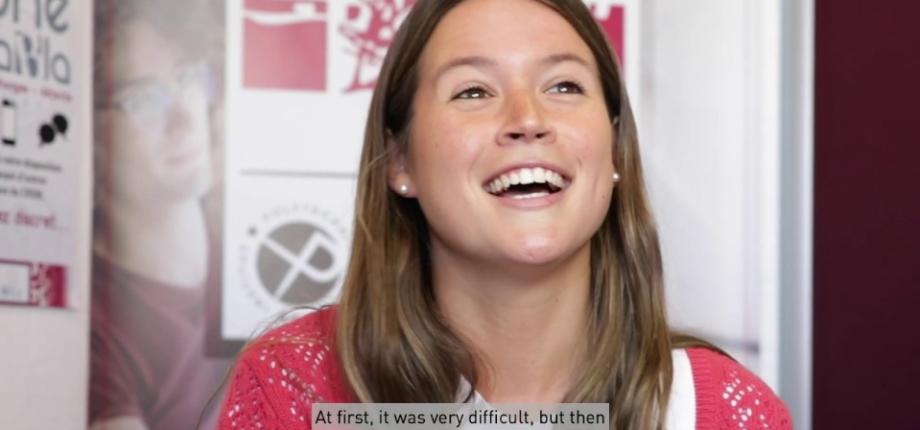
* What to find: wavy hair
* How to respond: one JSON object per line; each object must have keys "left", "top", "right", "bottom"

{"left": 337, "top": 1, "right": 717, "bottom": 428}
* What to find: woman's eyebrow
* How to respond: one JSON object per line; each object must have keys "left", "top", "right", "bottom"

{"left": 433, "top": 52, "right": 593, "bottom": 83}
{"left": 540, "top": 52, "right": 592, "bottom": 69}
{"left": 433, "top": 55, "right": 497, "bottom": 83}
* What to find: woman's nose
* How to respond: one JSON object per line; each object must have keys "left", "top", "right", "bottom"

{"left": 497, "top": 90, "right": 556, "bottom": 146}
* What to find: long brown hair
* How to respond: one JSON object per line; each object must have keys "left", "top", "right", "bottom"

{"left": 337, "top": 1, "right": 716, "bottom": 428}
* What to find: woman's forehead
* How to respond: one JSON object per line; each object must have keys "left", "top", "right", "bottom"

{"left": 418, "top": 0, "right": 597, "bottom": 76}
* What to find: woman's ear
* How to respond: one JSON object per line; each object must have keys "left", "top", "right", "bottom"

{"left": 387, "top": 133, "right": 416, "bottom": 198}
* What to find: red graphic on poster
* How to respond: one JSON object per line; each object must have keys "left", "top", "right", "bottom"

{"left": 244, "top": 0, "right": 328, "bottom": 91}
{"left": 588, "top": 2, "right": 626, "bottom": 69}
{"left": 30, "top": 264, "right": 66, "bottom": 307}
{"left": 0, "top": 260, "right": 66, "bottom": 308}
{"left": 340, "top": 0, "right": 415, "bottom": 92}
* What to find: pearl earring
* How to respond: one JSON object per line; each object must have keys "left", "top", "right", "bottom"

{"left": 613, "top": 172, "right": 621, "bottom": 183}
{"left": 398, "top": 184, "right": 409, "bottom": 194}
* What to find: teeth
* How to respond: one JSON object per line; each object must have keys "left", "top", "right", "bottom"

{"left": 519, "top": 169, "right": 534, "bottom": 185}
{"left": 551, "top": 172, "right": 563, "bottom": 186}
{"left": 512, "top": 190, "right": 550, "bottom": 200}
{"left": 533, "top": 167, "right": 546, "bottom": 183}
{"left": 485, "top": 166, "right": 568, "bottom": 195}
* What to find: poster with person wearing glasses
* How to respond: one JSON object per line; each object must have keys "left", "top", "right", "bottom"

{"left": 88, "top": 0, "right": 229, "bottom": 429}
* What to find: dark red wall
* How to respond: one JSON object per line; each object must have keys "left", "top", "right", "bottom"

{"left": 814, "top": 0, "right": 920, "bottom": 428}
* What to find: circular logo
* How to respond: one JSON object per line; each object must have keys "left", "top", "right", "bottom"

{"left": 240, "top": 203, "right": 349, "bottom": 308}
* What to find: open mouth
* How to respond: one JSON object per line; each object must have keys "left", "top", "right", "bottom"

{"left": 484, "top": 166, "right": 570, "bottom": 200}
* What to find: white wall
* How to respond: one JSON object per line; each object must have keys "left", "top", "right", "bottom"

{"left": 0, "top": 305, "right": 91, "bottom": 429}
{"left": 637, "top": 0, "right": 781, "bottom": 383}
{"left": 638, "top": 1, "right": 812, "bottom": 428}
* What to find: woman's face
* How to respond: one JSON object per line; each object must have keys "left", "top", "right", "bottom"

{"left": 399, "top": 0, "right": 616, "bottom": 267}
{"left": 95, "top": 19, "right": 213, "bottom": 210}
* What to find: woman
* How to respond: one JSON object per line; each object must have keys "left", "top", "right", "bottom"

{"left": 220, "top": 0, "right": 792, "bottom": 429}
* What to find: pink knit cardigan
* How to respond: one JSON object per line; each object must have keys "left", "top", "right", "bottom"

{"left": 219, "top": 307, "right": 792, "bottom": 429}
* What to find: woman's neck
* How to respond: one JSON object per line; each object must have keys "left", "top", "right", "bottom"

{"left": 95, "top": 197, "right": 208, "bottom": 288}
{"left": 433, "top": 243, "right": 592, "bottom": 403}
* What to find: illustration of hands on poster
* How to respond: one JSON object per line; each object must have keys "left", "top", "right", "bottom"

{"left": 88, "top": 1, "right": 230, "bottom": 429}
{"left": 217, "top": 0, "right": 635, "bottom": 350}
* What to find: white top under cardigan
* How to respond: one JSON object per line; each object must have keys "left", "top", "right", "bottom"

{"left": 455, "top": 349, "right": 696, "bottom": 429}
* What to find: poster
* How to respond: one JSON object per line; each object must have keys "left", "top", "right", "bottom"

{"left": 0, "top": 0, "right": 85, "bottom": 309}
{"left": 87, "top": 1, "right": 230, "bottom": 429}
{"left": 218, "top": 0, "right": 412, "bottom": 350}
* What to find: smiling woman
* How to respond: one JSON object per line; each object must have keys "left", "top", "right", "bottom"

{"left": 219, "top": 1, "right": 792, "bottom": 429}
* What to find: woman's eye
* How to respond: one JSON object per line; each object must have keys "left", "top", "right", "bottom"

{"left": 548, "top": 81, "right": 585, "bottom": 95}
{"left": 452, "top": 86, "right": 491, "bottom": 100}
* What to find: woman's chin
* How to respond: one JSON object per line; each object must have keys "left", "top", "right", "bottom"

{"left": 500, "top": 236, "right": 582, "bottom": 267}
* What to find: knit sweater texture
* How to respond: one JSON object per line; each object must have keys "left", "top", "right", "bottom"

{"left": 219, "top": 307, "right": 792, "bottom": 429}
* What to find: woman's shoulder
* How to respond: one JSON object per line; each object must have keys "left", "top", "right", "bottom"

{"left": 220, "top": 305, "right": 350, "bottom": 429}
{"left": 262, "top": 304, "right": 338, "bottom": 343}
{"left": 236, "top": 305, "right": 341, "bottom": 376}
{"left": 684, "top": 347, "right": 793, "bottom": 429}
